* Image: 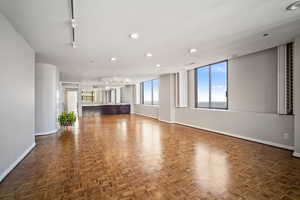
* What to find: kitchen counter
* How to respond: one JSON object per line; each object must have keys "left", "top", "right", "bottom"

{"left": 82, "top": 104, "right": 130, "bottom": 114}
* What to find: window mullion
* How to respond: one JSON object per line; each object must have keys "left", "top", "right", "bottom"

{"left": 151, "top": 80, "right": 154, "bottom": 105}
{"left": 209, "top": 65, "right": 212, "bottom": 109}
{"left": 141, "top": 83, "right": 143, "bottom": 104}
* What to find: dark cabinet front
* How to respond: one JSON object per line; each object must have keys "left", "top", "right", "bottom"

{"left": 82, "top": 105, "right": 130, "bottom": 115}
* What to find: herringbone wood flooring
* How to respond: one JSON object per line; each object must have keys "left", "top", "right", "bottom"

{"left": 0, "top": 114, "right": 300, "bottom": 200}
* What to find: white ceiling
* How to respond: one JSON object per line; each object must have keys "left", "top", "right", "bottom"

{"left": 1, "top": 0, "right": 300, "bottom": 83}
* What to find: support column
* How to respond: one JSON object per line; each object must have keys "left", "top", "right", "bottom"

{"left": 35, "top": 63, "right": 59, "bottom": 135}
{"left": 294, "top": 37, "right": 300, "bottom": 157}
{"left": 159, "top": 74, "right": 175, "bottom": 123}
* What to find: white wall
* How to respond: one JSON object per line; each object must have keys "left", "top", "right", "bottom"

{"left": 119, "top": 85, "right": 135, "bottom": 113}
{"left": 229, "top": 48, "right": 278, "bottom": 113}
{"left": 0, "top": 13, "right": 35, "bottom": 181}
{"left": 175, "top": 47, "right": 294, "bottom": 149}
{"left": 134, "top": 104, "right": 159, "bottom": 119}
{"left": 175, "top": 108, "right": 294, "bottom": 148}
{"left": 116, "top": 87, "right": 121, "bottom": 104}
{"left": 294, "top": 37, "right": 300, "bottom": 155}
{"left": 188, "top": 70, "right": 195, "bottom": 108}
{"left": 35, "top": 63, "right": 59, "bottom": 135}
{"left": 121, "top": 86, "right": 133, "bottom": 104}
{"left": 159, "top": 74, "right": 175, "bottom": 122}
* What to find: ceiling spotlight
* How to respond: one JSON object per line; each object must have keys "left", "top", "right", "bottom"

{"left": 129, "top": 33, "right": 139, "bottom": 39}
{"left": 71, "top": 19, "right": 77, "bottom": 28}
{"left": 189, "top": 48, "right": 197, "bottom": 53}
{"left": 145, "top": 53, "right": 153, "bottom": 58}
{"left": 72, "top": 41, "right": 76, "bottom": 48}
{"left": 156, "top": 64, "right": 161, "bottom": 67}
{"left": 287, "top": 1, "right": 300, "bottom": 10}
{"left": 110, "top": 57, "right": 117, "bottom": 62}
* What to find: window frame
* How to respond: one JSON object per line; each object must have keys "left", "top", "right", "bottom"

{"left": 195, "top": 60, "right": 228, "bottom": 110}
{"left": 140, "top": 79, "right": 159, "bottom": 105}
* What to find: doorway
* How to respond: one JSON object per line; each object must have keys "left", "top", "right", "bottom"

{"left": 65, "top": 90, "right": 78, "bottom": 115}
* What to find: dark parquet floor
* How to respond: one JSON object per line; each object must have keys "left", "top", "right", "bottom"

{"left": 0, "top": 114, "right": 300, "bottom": 200}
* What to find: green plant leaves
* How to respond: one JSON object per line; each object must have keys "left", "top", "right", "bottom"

{"left": 58, "top": 112, "right": 76, "bottom": 126}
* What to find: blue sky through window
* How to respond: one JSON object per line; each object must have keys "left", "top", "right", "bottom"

{"left": 197, "top": 66, "right": 209, "bottom": 107}
{"left": 143, "top": 79, "right": 159, "bottom": 105}
{"left": 197, "top": 61, "right": 227, "bottom": 109}
{"left": 143, "top": 80, "right": 152, "bottom": 104}
{"left": 153, "top": 79, "right": 159, "bottom": 105}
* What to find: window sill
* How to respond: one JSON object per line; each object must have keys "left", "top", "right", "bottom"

{"left": 186, "top": 107, "right": 290, "bottom": 116}
{"left": 191, "top": 107, "right": 229, "bottom": 112}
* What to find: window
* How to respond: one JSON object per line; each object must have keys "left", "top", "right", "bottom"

{"left": 143, "top": 80, "right": 152, "bottom": 105}
{"left": 152, "top": 79, "right": 159, "bottom": 105}
{"left": 141, "top": 79, "right": 159, "bottom": 105}
{"left": 195, "top": 61, "right": 228, "bottom": 109}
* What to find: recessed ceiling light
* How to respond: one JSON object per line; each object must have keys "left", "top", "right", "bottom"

{"left": 156, "top": 64, "right": 161, "bottom": 67}
{"left": 110, "top": 57, "right": 117, "bottom": 62}
{"left": 145, "top": 53, "right": 153, "bottom": 58}
{"left": 287, "top": 1, "right": 300, "bottom": 10}
{"left": 129, "top": 33, "right": 139, "bottom": 39}
{"left": 189, "top": 48, "right": 197, "bottom": 53}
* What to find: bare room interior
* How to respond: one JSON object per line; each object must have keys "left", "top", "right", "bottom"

{"left": 0, "top": 0, "right": 300, "bottom": 199}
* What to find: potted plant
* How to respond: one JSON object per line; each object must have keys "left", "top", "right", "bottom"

{"left": 58, "top": 112, "right": 76, "bottom": 129}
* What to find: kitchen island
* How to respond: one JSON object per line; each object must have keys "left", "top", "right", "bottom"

{"left": 82, "top": 104, "right": 130, "bottom": 115}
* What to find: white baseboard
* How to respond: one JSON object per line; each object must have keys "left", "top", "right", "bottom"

{"left": 159, "top": 119, "right": 175, "bottom": 124}
{"left": 35, "top": 129, "right": 59, "bottom": 136}
{"left": 293, "top": 152, "right": 300, "bottom": 158}
{"left": 175, "top": 121, "right": 294, "bottom": 151}
{"left": 134, "top": 113, "right": 158, "bottom": 120}
{"left": 131, "top": 113, "right": 294, "bottom": 151}
{"left": 0, "top": 142, "right": 36, "bottom": 182}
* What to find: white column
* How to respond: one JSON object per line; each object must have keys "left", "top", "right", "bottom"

{"left": 159, "top": 74, "right": 175, "bottom": 123}
{"left": 294, "top": 37, "right": 300, "bottom": 157}
{"left": 35, "top": 63, "right": 59, "bottom": 135}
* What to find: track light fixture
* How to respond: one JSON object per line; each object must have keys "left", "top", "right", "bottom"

{"left": 70, "top": 0, "right": 76, "bottom": 48}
